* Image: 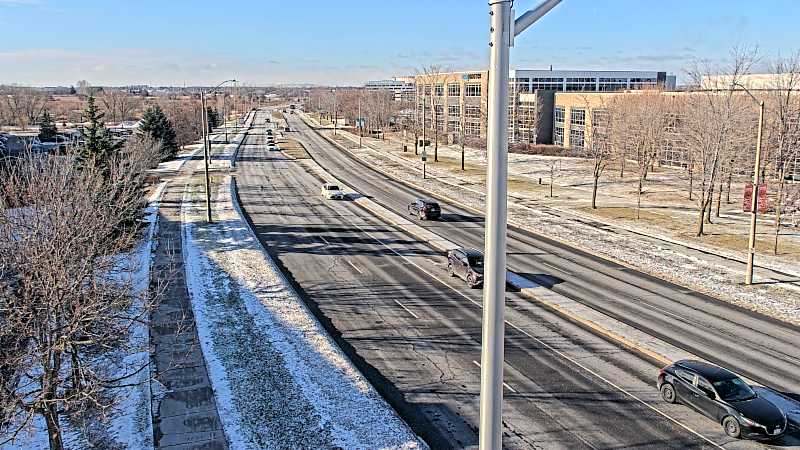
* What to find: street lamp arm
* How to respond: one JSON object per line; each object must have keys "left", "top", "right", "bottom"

{"left": 208, "top": 79, "right": 238, "bottom": 95}
{"left": 732, "top": 81, "right": 762, "bottom": 105}
{"left": 513, "top": 0, "right": 562, "bottom": 37}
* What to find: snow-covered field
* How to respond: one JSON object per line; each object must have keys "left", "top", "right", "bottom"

{"left": 179, "top": 174, "right": 424, "bottom": 449}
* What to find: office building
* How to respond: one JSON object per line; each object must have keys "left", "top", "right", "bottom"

{"left": 407, "top": 69, "right": 676, "bottom": 145}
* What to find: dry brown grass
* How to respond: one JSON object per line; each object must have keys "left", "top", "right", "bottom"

{"left": 280, "top": 139, "right": 310, "bottom": 159}
{"left": 691, "top": 230, "right": 800, "bottom": 260}
{"left": 581, "top": 206, "right": 688, "bottom": 233}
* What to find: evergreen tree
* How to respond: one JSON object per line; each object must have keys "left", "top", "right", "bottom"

{"left": 38, "top": 109, "right": 58, "bottom": 142}
{"left": 206, "top": 106, "right": 220, "bottom": 131}
{"left": 69, "top": 86, "right": 77, "bottom": 95}
{"left": 79, "top": 95, "right": 121, "bottom": 170}
{"left": 138, "top": 105, "right": 178, "bottom": 160}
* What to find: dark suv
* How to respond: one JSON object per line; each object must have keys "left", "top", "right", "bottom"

{"left": 407, "top": 198, "right": 441, "bottom": 220}
{"left": 447, "top": 248, "right": 484, "bottom": 288}
{"left": 657, "top": 360, "right": 787, "bottom": 440}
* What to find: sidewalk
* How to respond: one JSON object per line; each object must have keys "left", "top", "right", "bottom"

{"left": 149, "top": 136, "right": 234, "bottom": 449}
{"left": 299, "top": 112, "right": 800, "bottom": 325}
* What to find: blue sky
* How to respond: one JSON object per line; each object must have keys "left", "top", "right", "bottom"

{"left": 1, "top": 0, "right": 799, "bottom": 86}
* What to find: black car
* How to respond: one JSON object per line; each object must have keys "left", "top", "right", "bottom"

{"left": 658, "top": 360, "right": 787, "bottom": 440}
{"left": 447, "top": 248, "right": 483, "bottom": 288}
{"left": 407, "top": 198, "right": 441, "bottom": 220}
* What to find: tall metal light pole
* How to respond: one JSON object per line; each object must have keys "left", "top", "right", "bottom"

{"left": 358, "top": 94, "right": 363, "bottom": 148}
{"left": 333, "top": 89, "right": 338, "bottom": 135}
{"left": 201, "top": 79, "right": 237, "bottom": 223}
{"left": 223, "top": 92, "right": 229, "bottom": 144}
{"left": 734, "top": 82, "right": 765, "bottom": 285}
{"left": 480, "top": 2, "right": 561, "bottom": 449}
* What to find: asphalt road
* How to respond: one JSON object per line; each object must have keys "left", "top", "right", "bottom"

{"left": 234, "top": 110, "right": 777, "bottom": 449}
{"left": 283, "top": 113, "right": 800, "bottom": 399}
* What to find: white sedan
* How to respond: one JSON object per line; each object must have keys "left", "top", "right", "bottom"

{"left": 321, "top": 183, "right": 345, "bottom": 200}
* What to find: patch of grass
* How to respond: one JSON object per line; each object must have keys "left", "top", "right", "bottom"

{"left": 693, "top": 230, "right": 800, "bottom": 259}
{"left": 280, "top": 139, "right": 310, "bottom": 159}
{"left": 581, "top": 206, "right": 687, "bottom": 233}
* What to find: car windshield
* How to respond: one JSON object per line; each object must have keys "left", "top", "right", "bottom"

{"left": 712, "top": 377, "right": 756, "bottom": 402}
{"left": 327, "top": 185, "right": 340, "bottom": 191}
{"left": 468, "top": 256, "right": 483, "bottom": 267}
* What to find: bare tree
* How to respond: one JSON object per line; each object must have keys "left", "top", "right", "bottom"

{"left": 764, "top": 53, "right": 800, "bottom": 254}
{"left": 608, "top": 90, "right": 672, "bottom": 219}
{"left": 3, "top": 87, "right": 49, "bottom": 130}
{"left": 0, "top": 137, "right": 162, "bottom": 449}
{"left": 416, "top": 65, "right": 449, "bottom": 162}
{"left": 546, "top": 159, "right": 561, "bottom": 198}
{"left": 588, "top": 102, "right": 614, "bottom": 208}
{"left": 683, "top": 48, "right": 757, "bottom": 236}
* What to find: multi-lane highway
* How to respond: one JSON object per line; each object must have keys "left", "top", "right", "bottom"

{"left": 233, "top": 110, "right": 795, "bottom": 449}
{"left": 281, "top": 112, "right": 800, "bottom": 397}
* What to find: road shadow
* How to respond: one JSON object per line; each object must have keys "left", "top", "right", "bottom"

{"left": 516, "top": 273, "right": 565, "bottom": 289}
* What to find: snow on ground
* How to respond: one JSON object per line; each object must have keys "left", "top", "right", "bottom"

{"left": 2, "top": 184, "right": 165, "bottom": 450}
{"left": 179, "top": 174, "right": 424, "bottom": 449}
{"left": 321, "top": 130, "right": 800, "bottom": 325}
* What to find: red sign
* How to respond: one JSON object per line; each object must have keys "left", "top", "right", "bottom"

{"left": 743, "top": 183, "right": 771, "bottom": 213}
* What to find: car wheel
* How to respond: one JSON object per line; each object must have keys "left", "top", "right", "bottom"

{"left": 418, "top": 212, "right": 425, "bottom": 221}
{"left": 467, "top": 274, "right": 477, "bottom": 288}
{"left": 660, "top": 383, "right": 677, "bottom": 404}
{"left": 723, "top": 416, "right": 741, "bottom": 439}
{"left": 447, "top": 264, "right": 455, "bottom": 277}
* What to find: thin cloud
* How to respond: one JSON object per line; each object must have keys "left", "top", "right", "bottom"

{"left": 0, "top": 0, "right": 41, "bottom": 5}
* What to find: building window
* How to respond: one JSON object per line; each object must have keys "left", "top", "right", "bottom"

{"left": 423, "top": 85, "right": 431, "bottom": 96}
{"left": 449, "top": 119, "right": 460, "bottom": 131}
{"left": 448, "top": 83, "right": 460, "bottom": 97}
{"left": 554, "top": 106, "right": 565, "bottom": 124}
{"left": 434, "top": 104, "right": 444, "bottom": 117}
{"left": 570, "top": 129, "right": 585, "bottom": 150}
{"left": 554, "top": 125, "right": 564, "bottom": 146}
{"left": 435, "top": 84, "right": 444, "bottom": 96}
{"left": 448, "top": 105, "right": 460, "bottom": 117}
{"left": 570, "top": 108, "right": 586, "bottom": 127}
{"left": 465, "top": 106, "right": 481, "bottom": 119}
{"left": 465, "top": 84, "right": 482, "bottom": 97}
{"left": 466, "top": 121, "right": 481, "bottom": 136}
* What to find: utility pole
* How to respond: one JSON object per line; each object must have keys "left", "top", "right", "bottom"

{"left": 421, "top": 87, "right": 426, "bottom": 159}
{"left": 480, "top": 2, "right": 560, "bottom": 450}
{"left": 201, "top": 92, "right": 212, "bottom": 223}
{"left": 200, "top": 79, "right": 237, "bottom": 223}
{"left": 333, "top": 89, "right": 337, "bottom": 135}
{"left": 732, "top": 82, "right": 765, "bottom": 285}
{"left": 358, "top": 94, "right": 363, "bottom": 148}
{"left": 745, "top": 99, "right": 765, "bottom": 285}
{"left": 223, "top": 93, "right": 229, "bottom": 143}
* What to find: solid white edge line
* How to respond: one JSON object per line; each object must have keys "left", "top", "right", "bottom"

{"left": 472, "top": 360, "right": 517, "bottom": 393}
{"left": 347, "top": 259, "right": 364, "bottom": 274}
{"left": 541, "top": 260, "right": 573, "bottom": 276}
{"left": 394, "top": 299, "right": 420, "bottom": 320}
